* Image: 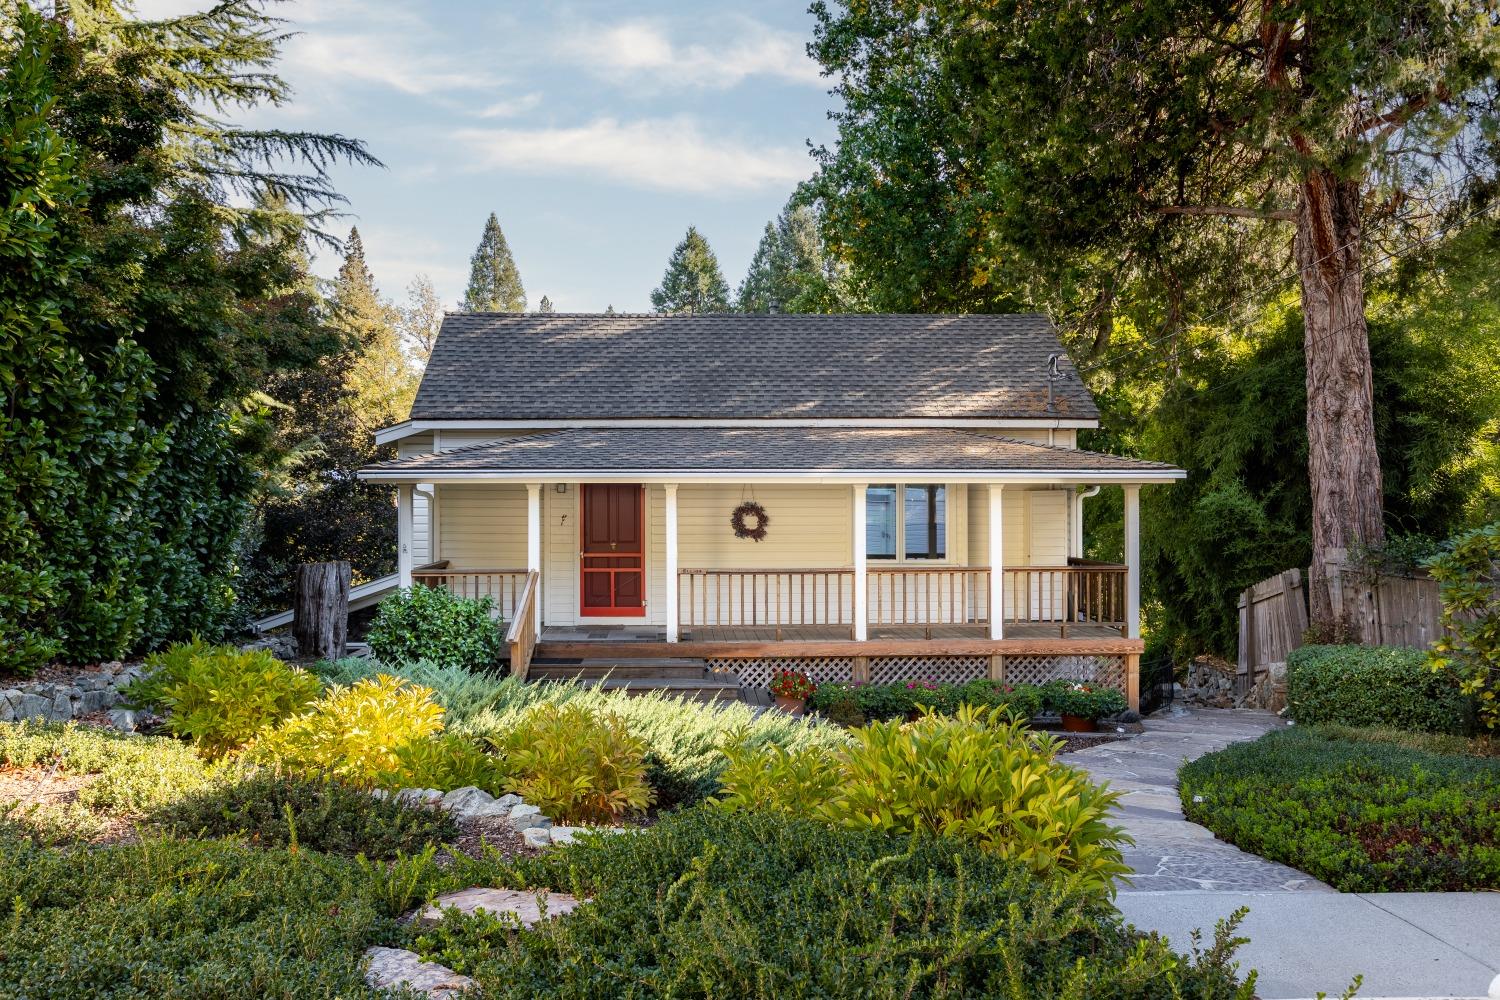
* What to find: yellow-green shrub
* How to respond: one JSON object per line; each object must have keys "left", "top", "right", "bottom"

{"left": 487, "top": 703, "right": 653, "bottom": 825}
{"left": 715, "top": 706, "right": 1129, "bottom": 894}
{"left": 126, "top": 640, "right": 322, "bottom": 757}
{"left": 252, "top": 675, "right": 444, "bottom": 787}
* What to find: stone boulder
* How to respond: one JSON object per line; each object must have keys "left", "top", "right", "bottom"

{"left": 412, "top": 887, "right": 588, "bottom": 929}
{"left": 362, "top": 946, "right": 473, "bottom": 998}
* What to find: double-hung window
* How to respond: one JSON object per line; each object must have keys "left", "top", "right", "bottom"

{"left": 866, "top": 484, "right": 946, "bottom": 561}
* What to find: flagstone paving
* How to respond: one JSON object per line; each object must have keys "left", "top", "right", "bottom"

{"left": 1070, "top": 705, "right": 1331, "bottom": 893}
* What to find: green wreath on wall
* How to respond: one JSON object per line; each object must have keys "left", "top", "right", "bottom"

{"left": 730, "top": 500, "right": 770, "bottom": 542}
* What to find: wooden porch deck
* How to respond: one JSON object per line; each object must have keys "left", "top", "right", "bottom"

{"left": 540, "top": 623, "right": 1123, "bottom": 643}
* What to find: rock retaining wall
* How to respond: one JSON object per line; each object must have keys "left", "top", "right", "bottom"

{"left": 0, "top": 662, "right": 143, "bottom": 726}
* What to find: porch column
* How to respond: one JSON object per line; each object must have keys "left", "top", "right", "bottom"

{"left": 397, "top": 483, "right": 414, "bottom": 588}
{"left": 988, "top": 485, "right": 1005, "bottom": 639}
{"left": 526, "top": 483, "right": 542, "bottom": 629}
{"left": 852, "top": 484, "right": 868, "bottom": 641}
{"left": 1124, "top": 484, "right": 1141, "bottom": 639}
{"left": 664, "top": 484, "right": 679, "bottom": 642}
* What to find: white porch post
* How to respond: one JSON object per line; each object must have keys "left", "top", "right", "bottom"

{"left": 852, "top": 484, "right": 868, "bottom": 641}
{"left": 526, "top": 483, "right": 542, "bottom": 629}
{"left": 1124, "top": 484, "right": 1141, "bottom": 639}
{"left": 664, "top": 484, "right": 679, "bottom": 642}
{"left": 396, "top": 483, "right": 414, "bottom": 588}
{"left": 988, "top": 484, "right": 1005, "bottom": 639}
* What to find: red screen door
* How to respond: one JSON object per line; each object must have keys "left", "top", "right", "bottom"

{"left": 580, "top": 484, "right": 645, "bottom": 617}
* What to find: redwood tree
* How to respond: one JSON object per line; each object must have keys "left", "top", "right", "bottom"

{"left": 810, "top": 0, "right": 1500, "bottom": 624}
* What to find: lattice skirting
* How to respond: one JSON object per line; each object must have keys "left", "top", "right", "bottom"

{"left": 717, "top": 653, "right": 1126, "bottom": 693}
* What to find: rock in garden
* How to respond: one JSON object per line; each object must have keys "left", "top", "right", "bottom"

{"left": 522, "top": 826, "right": 553, "bottom": 849}
{"left": 362, "top": 946, "right": 473, "bottom": 998}
{"left": 507, "top": 803, "right": 550, "bottom": 831}
{"left": 412, "top": 888, "right": 588, "bottom": 928}
{"left": 11, "top": 693, "right": 50, "bottom": 722}
{"left": 395, "top": 787, "right": 443, "bottom": 808}
{"left": 108, "top": 708, "right": 138, "bottom": 733}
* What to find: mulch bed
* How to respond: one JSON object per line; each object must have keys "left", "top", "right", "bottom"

{"left": 0, "top": 766, "right": 141, "bottom": 846}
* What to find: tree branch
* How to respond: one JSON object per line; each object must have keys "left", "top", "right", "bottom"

{"left": 1155, "top": 204, "right": 1296, "bottom": 221}
{"left": 1356, "top": 87, "right": 1450, "bottom": 139}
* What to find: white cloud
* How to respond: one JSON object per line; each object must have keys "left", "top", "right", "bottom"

{"left": 566, "top": 18, "right": 822, "bottom": 90}
{"left": 282, "top": 32, "right": 505, "bottom": 97}
{"left": 475, "top": 93, "right": 543, "bottom": 119}
{"left": 454, "top": 117, "right": 810, "bottom": 193}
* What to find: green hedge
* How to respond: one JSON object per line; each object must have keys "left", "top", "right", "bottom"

{"left": 1180, "top": 726, "right": 1500, "bottom": 891}
{"left": 808, "top": 678, "right": 1044, "bottom": 724}
{"left": 416, "top": 808, "right": 1248, "bottom": 997}
{"left": 1287, "top": 644, "right": 1473, "bottom": 734}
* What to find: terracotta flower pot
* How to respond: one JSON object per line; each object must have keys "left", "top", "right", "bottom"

{"left": 774, "top": 695, "right": 806, "bottom": 717}
{"left": 1060, "top": 713, "right": 1097, "bottom": 733}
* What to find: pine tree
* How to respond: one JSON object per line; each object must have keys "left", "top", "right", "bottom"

{"left": 463, "top": 212, "right": 526, "bottom": 312}
{"left": 737, "top": 202, "right": 855, "bottom": 313}
{"left": 538, "top": 295, "right": 554, "bottom": 313}
{"left": 330, "top": 228, "right": 416, "bottom": 436}
{"left": 651, "top": 226, "right": 731, "bottom": 314}
{"left": 604, "top": 304, "right": 617, "bottom": 315}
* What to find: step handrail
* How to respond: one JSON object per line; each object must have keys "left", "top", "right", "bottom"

{"left": 505, "top": 570, "right": 540, "bottom": 681}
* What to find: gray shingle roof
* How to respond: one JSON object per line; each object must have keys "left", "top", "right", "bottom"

{"left": 360, "top": 428, "right": 1181, "bottom": 477}
{"left": 410, "top": 313, "right": 1098, "bottom": 421}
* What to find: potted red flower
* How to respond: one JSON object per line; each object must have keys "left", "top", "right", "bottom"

{"left": 769, "top": 669, "right": 816, "bottom": 716}
{"left": 1044, "top": 681, "right": 1127, "bottom": 733}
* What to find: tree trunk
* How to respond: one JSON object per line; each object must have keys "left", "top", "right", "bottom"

{"left": 293, "top": 561, "right": 350, "bottom": 660}
{"left": 1295, "top": 169, "right": 1385, "bottom": 629}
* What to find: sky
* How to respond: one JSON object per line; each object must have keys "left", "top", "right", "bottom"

{"left": 132, "top": 0, "right": 840, "bottom": 312}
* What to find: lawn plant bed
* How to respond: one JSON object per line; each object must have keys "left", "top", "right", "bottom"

{"left": 1179, "top": 726, "right": 1500, "bottom": 891}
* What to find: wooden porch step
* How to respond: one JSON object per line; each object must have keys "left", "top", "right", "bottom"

{"left": 529, "top": 658, "right": 708, "bottom": 681}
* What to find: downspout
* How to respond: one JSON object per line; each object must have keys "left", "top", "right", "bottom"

{"left": 1073, "top": 485, "right": 1102, "bottom": 560}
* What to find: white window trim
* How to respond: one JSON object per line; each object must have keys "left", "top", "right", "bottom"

{"left": 867, "top": 482, "right": 951, "bottom": 564}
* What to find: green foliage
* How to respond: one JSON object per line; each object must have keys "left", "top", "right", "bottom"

{"left": 252, "top": 674, "right": 446, "bottom": 787}
{"left": 1426, "top": 522, "right": 1500, "bottom": 729}
{"left": 715, "top": 706, "right": 1129, "bottom": 894}
{"left": 387, "top": 732, "right": 510, "bottom": 797}
{"left": 126, "top": 640, "right": 322, "bottom": 756}
{"left": 333, "top": 656, "right": 851, "bottom": 807}
{"left": 1041, "top": 680, "right": 1128, "bottom": 721}
{"left": 463, "top": 211, "right": 526, "bottom": 312}
{"left": 736, "top": 199, "right": 858, "bottom": 313}
{"left": 423, "top": 808, "right": 1249, "bottom": 997}
{"left": 810, "top": 678, "right": 1044, "bottom": 723}
{"left": 485, "top": 703, "right": 653, "bottom": 825}
{"left": 0, "top": 720, "right": 212, "bottom": 815}
{"left": 156, "top": 772, "right": 456, "bottom": 859}
{"left": 1288, "top": 644, "right": 1473, "bottom": 735}
{"left": 1311, "top": 723, "right": 1500, "bottom": 760}
{"left": 1180, "top": 726, "right": 1500, "bottom": 891}
{"left": 650, "top": 225, "right": 731, "bottom": 314}
{"left": 365, "top": 586, "right": 504, "bottom": 669}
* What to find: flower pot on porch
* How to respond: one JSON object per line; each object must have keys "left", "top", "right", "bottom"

{"left": 1060, "top": 713, "right": 1097, "bottom": 733}
{"left": 774, "top": 695, "right": 806, "bottom": 716}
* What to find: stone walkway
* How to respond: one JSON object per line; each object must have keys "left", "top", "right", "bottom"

{"left": 1070, "top": 705, "right": 1330, "bottom": 893}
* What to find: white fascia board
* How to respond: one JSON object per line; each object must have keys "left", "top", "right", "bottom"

{"left": 373, "top": 416, "right": 1100, "bottom": 443}
{"left": 359, "top": 468, "right": 1185, "bottom": 485}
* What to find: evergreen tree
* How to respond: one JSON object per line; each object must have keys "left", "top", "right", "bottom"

{"left": 330, "top": 227, "right": 416, "bottom": 436}
{"left": 651, "top": 226, "right": 731, "bottom": 314}
{"left": 538, "top": 295, "right": 554, "bottom": 313}
{"left": 463, "top": 212, "right": 526, "bottom": 312}
{"left": 737, "top": 201, "right": 856, "bottom": 313}
{"left": 604, "top": 304, "right": 616, "bottom": 315}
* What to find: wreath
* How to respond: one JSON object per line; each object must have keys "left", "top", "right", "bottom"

{"left": 730, "top": 500, "right": 770, "bottom": 542}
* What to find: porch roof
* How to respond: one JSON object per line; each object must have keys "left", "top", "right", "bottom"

{"left": 358, "top": 427, "right": 1184, "bottom": 484}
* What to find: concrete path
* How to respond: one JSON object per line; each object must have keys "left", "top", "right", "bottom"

{"left": 1070, "top": 707, "right": 1500, "bottom": 998}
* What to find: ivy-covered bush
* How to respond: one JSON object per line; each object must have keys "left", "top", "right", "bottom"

{"left": 714, "top": 706, "right": 1128, "bottom": 894}
{"left": 417, "top": 808, "right": 1247, "bottom": 997}
{"left": 126, "top": 640, "right": 322, "bottom": 756}
{"left": 1288, "top": 644, "right": 1473, "bottom": 734}
{"left": 366, "top": 585, "right": 505, "bottom": 669}
{"left": 487, "top": 703, "right": 653, "bottom": 824}
{"left": 1180, "top": 726, "right": 1500, "bottom": 891}
{"left": 156, "top": 773, "right": 457, "bottom": 858}
{"left": 1426, "top": 521, "right": 1500, "bottom": 730}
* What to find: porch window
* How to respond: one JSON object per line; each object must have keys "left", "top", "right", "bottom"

{"left": 866, "top": 483, "right": 946, "bottom": 561}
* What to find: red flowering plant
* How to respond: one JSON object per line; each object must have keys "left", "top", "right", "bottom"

{"left": 768, "top": 669, "right": 816, "bottom": 701}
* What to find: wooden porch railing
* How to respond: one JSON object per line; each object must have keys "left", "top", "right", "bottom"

{"left": 412, "top": 561, "right": 528, "bottom": 620}
{"left": 505, "top": 570, "right": 539, "bottom": 681}
{"left": 678, "top": 568, "right": 856, "bottom": 638}
{"left": 869, "top": 566, "right": 990, "bottom": 633}
{"left": 1002, "top": 563, "right": 1127, "bottom": 636}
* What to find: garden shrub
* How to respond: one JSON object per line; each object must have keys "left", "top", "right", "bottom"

{"left": 1041, "top": 679, "right": 1128, "bottom": 721}
{"left": 1426, "top": 521, "right": 1500, "bottom": 730}
{"left": 1180, "top": 726, "right": 1500, "bottom": 891}
{"left": 715, "top": 706, "right": 1129, "bottom": 894}
{"left": 0, "top": 720, "right": 212, "bottom": 813}
{"left": 126, "top": 639, "right": 322, "bottom": 756}
{"left": 156, "top": 772, "right": 457, "bottom": 858}
{"left": 365, "top": 585, "right": 504, "bottom": 669}
{"left": 251, "top": 673, "right": 446, "bottom": 786}
{"left": 809, "top": 678, "right": 1045, "bottom": 723}
{"left": 320, "top": 657, "right": 509, "bottom": 723}
{"left": 414, "top": 807, "right": 1249, "bottom": 998}
{"left": 1287, "top": 644, "right": 1473, "bottom": 734}
{"left": 486, "top": 703, "right": 653, "bottom": 824}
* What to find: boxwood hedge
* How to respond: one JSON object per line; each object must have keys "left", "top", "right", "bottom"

{"left": 1180, "top": 726, "right": 1500, "bottom": 891}
{"left": 1286, "top": 644, "right": 1474, "bottom": 734}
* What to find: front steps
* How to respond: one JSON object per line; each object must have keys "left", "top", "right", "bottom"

{"left": 528, "top": 657, "right": 742, "bottom": 703}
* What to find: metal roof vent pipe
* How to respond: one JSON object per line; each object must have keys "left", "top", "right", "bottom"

{"left": 767, "top": 297, "right": 782, "bottom": 315}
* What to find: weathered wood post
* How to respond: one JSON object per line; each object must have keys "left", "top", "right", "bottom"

{"left": 293, "top": 561, "right": 351, "bottom": 660}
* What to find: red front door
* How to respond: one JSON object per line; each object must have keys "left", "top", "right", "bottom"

{"left": 580, "top": 484, "right": 645, "bottom": 617}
